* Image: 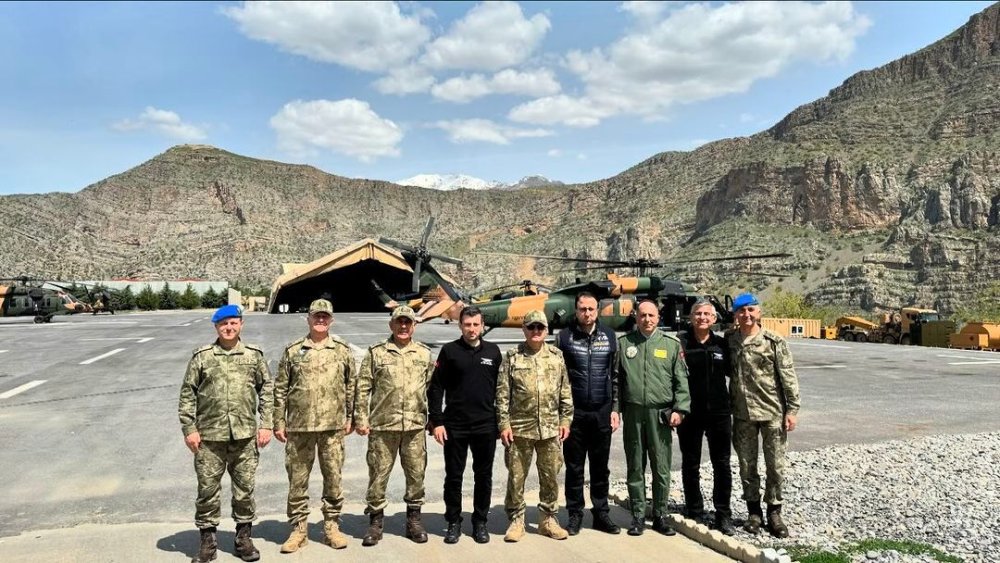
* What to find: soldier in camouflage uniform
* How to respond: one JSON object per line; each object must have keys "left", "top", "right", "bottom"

{"left": 274, "top": 299, "right": 356, "bottom": 553}
{"left": 613, "top": 300, "right": 691, "bottom": 537}
{"left": 354, "top": 305, "right": 434, "bottom": 547}
{"left": 727, "top": 293, "right": 800, "bottom": 538}
{"left": 178, "top": 304, "right": 273, "bottom": 563}
{"left": 496, "top": 310, "right": 574, "bottom": 542}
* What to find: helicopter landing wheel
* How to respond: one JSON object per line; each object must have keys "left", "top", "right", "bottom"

{"left": 34, "top": 316, "right": 44, "bottom": 324}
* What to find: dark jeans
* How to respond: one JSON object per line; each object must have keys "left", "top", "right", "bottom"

{"left": 443, "top": 431, "right": 497, "bottom": 524}
{"left": 677, "top": 412, "right": 733, "bottom": 518}
{"left": 563, "top": 405, "right": 612, "bottom": 515}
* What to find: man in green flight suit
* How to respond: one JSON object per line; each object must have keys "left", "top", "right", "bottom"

{"left": 274, "top": 299, "right": 356, "bottom": 553}
{"left": 354, "top": 305, "right": 435, "bottom": 546}
{"left": 178, "top": 304, "right": 273, "bottom": 563}
{"left": 496, "top": 309, "right": 574, "bottom": 543}
{"left": 614, "top": 300, "right": 691, "bottom": 537}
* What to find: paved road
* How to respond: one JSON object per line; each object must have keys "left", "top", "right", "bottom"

{"left": 0, "top": 310, "right": 997, "bottom": 544}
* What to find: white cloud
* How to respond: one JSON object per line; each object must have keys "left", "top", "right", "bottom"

{"left": 422, "top": 1, "right": 550, "bottom": 71}
{"left": 112, "top": 107, "right": 206, "bottom": 141}
{"left": 373, "top": 65, "right": 437, "bottom": 95}
{"left": 431, "top": 68, "right": 561, "bottom": 103}
{"left": 270, "top": 99, "right": 402, "bottom": 162}
{"left": 431, "top": 119, "right": 553, "bottom": 145}
{"left": 511, "top": 1, "right": 871, "bottom": 127}
{"left": 547, "top": 148, "right": 562, "bottom": 157}
{"left": 224, "top": 1, "right": 430, "bottom": 73}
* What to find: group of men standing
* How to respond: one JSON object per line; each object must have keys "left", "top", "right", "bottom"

{"left": 178, "top": 291, "right": 800, "bottom": 562}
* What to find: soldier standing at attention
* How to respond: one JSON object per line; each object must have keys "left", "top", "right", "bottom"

{"left": 178, "top": 304, "right": 273, "bottom": 563}
{"left": 728, "top": 293, "right": 800, "bottom": 538}
{"left": 354, "top": 305, "right": 434, "bottom": 546}
{"left": 274, "top": 299, "right": 356, "bottom": 553}
{"left": 556, "top": 292, "right": 621, "bottom": 535}
{"left": 497, "top": 310, "right": 574, "bottom": 543}
{"left": 429, "top": 306, "right": 503, "bottom": 544}
{"left": 677, "top": 299, "right": 736, "bottom": 535}
{"left": 614, "top": 300, "right": 691, "bottom": 537}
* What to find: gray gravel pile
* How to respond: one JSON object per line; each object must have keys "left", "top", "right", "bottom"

{"left": 609, "top": 432, "right": 999, "bottom": 562}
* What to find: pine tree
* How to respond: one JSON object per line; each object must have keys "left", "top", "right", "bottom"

{"left": 116, "top": 286, "right": 137, "bottom": 310}
{"left": 159, "top": 282, "right": 180, "bottom": 310}
{"left": 137, "top": 285, "right": 159, "bottom": 310}
{"left": 179, "top": 284, "right": 200, "bottom": 310}
{"left": 201, "top": 287, "right": 219, "bottom": 309}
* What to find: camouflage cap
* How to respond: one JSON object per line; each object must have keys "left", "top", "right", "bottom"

{"left": 308, "top": 299, "right": 333, "bottom": 315}
{"left": 522, "top": 309, "right": 548, "bottom": 327}
{"left": 391, "top": 305, "right": 417, "bottom": 321}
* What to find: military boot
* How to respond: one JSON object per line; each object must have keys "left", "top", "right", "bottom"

{"left": 405, "top": 506, "right": 428, "bottom": 543}
{"left": 234, "top": 523, "right": 260, "bottom": 562}
{"left": 504, "top": 515, "right": 525, "bottom": 543}
{"left": 191, "top": 527, "right": 217, "bottom": 563}
{"left": 280, "top": 520, "right": 309, "bottom": 553}
{"left": 362, "top": 511, "right": 384, "bottom": 547}
{"left": 323, "top": 518, "right": 349, "bottom": 549}
{"left": 538, "top": 513, "right": 569, "bottom": 540}
{"left": 744, "top": 502, "right": 764, "bottom": 534}
{"left": 767, "top": 504, "right": 789, "bottom": 538}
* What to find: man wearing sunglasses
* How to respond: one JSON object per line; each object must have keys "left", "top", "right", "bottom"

{"left": 496, "top": 310, "right": 574, "bottom": 543}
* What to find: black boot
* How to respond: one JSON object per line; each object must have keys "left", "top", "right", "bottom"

{"left": 627, "top": 516, "right": 645, "bottom": 536}
{"left": 234, "top": 523, "right": 259, "bottom": 562}
{"left": 472, "top": 520, "right": 490, "bottom": 544}
{"left": 363, "top": 511, "right": 384, "bottom": 546}
{"left": 715, "top": 513, "right": 736, "bottom": 536}
{"left": 444, "top": 518, "right": 461, "bottom": 544}
{"left": 406, "top": 506, "right": 428, "bottom": 543}
{"left": 191, "top": 527, "right": 217, "bottom": 563}
{"left": 767, "top": 504, "right": 789, "bottom": 538}
{"left": 592, "top": 511, "right": 621, "bottom": 535}
{"left": 566, "top": 511, "right": 583, "bottom": 536}
{"left": 651, "top": 516, "right": 676, "bottom": 536}
{"left": 744, "top": 502, "right": 763, "bottom": 534}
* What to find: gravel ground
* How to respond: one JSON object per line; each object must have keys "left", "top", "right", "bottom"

{"left": 610, "top": 432, "right": 1000, "bottom": 562}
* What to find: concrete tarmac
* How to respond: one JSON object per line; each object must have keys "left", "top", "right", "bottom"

{"left": 1, "top": 309, "right": 998, "bottom": 560}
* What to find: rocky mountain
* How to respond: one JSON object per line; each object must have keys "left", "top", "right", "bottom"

{"left": 394, "top": 173, "right": 503, "bottom": 191}
{"left": 394, "top": 173, "right": 563, "bottom": 191}
{"left": 1, "top": 3, "right": 998, "bottom": 314}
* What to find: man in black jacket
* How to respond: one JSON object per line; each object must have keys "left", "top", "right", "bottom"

{"left": 556, "top": 292, "right": 620, "bottom": 535}
{"left": 428, "top": 306, "right": 503, "bottom": 544}
{"left": 677, "top": 299, "right": 736, "bottom": 535}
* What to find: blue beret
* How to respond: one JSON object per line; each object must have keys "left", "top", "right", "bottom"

{"left": 732, "top": 293, "right": 759, "bottom": 312}
{"left": 211, "top": 304, "right": 243, "bottom": 323}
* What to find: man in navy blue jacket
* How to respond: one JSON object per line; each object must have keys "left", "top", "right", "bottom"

{"left": 556, "top": 292, "right": 620, "bottom": 535}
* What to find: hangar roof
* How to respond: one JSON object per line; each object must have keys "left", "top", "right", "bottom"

{"left": 270, "top": 238, "right": 413, "bottom": 295}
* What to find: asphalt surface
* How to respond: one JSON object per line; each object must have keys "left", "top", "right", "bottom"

{"left": 0, "top": 310, "right": 998, "bottom": 555}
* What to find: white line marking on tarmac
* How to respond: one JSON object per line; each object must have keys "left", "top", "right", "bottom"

{"left": 947, "top": 360, "right": 1000, "bottom": 366}
{"left": 181, "top": 323, "right": 192, "bottom": 327}
{"left": 938, "top": 353, "right": 999, "bottom": 361}
{"left": 0, "top": 380, "right": 47, "bottom": 399}
{"left": 790, "top": 342, "right": 851, "bottom": 349}
{"left": 797, "top": 364, "right": 847, "bottom": 369}
{"left": 137, "top": 337, "right": 154, "bottom": 343}
{"left": 79, "top": 337, "right": 153, "bottom": 342}
{"left": 80, "top": 348, "right": 126, "bottom": 365}
{"left": 0, "top": 350, "right": 7, "bottom": 354}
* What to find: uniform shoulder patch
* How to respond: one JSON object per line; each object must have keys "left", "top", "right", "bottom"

{"left": 545, "top": 343, "right": 564, "bottom": 356}
{"left": 761, "top": 329, "right": 785, "bottom": 343}
{"left": 191, "top": 345, "right": 213, "bottom": 357}
{"left": 368, "top": 341, "right": 386, "bottom": 351}
{"left": 662, "top": 332, "right": 681, "bottom": 343}
{"left": 284, "top": 337, "right": 306, "bottom": 352}
{"left": 243, "top": 343, "right": 265, "bottom": 355}
{"left": 414, "top": 340, "right": 431, "bottom": 350}
{"left": 328, "top": 334, "right": 347, "bottom": 346}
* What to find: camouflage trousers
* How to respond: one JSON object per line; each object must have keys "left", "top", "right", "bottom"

{"left": 622, "top": 404, "right": 673, "bottom": 518}
{"left": 365, "top": 429, "right": 426, "bottom": 513}
{"left": 194, "top": 438, "right": 258, "bottom": 529}
{"left": 733, "top": 417, "right": 786, "bottom": 505}
{"left": 504, "top": 436, "right": 563, "bottom": 520}
{"left": 285, "top": 431, "right": 345, "bottom": 524}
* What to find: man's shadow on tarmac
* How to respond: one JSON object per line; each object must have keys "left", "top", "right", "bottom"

{"left": 156, "top": 505, "right": 557, "bottom": 557}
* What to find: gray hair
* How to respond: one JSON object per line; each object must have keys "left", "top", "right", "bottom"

{"left": 689, "top": 298, "right": 717, "bottom": 316}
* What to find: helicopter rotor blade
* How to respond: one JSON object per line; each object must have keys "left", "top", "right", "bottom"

{"left": 379, "top": 237, "right": 417, "bottom": 254}
{"left": 663, "top": 252, "right": 792, "bottom": 264}
{"left": 412, "top": 259, "right": 422, "bottom": 294}
{"left": 419, "top": 217, "right": 435, "bottom": 248}
{"left": 427, "top": 252, "right": 463, "bottom": 266}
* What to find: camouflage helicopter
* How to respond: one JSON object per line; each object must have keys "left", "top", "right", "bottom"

{"left": 0, "top": 276, "right": 93, "bottom": 323}
{"left": 406, "top": 251, "right": 791, "bottom": 333}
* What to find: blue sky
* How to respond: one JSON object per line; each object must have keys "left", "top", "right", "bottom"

{"left": 0, "top": 1, "right": 993, "bottom": 194}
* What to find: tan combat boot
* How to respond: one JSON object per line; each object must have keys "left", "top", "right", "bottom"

{"left": 504, "top": 515, "right": 525, "bottom": 543}
{"left": 538, "top": 513, "right": 569, "bottom": 540}
{"left": 323, "top": 518, "right": 349, "bottom": 549}
{"left": 280, "top": 520, "right": 309, "bottom": 553}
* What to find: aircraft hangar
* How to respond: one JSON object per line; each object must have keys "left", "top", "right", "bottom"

{"left": 267, "top": 238, "right": 445, "bottom": 314}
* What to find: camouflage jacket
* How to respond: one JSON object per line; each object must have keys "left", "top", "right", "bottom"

{"left": 354, "top": 338, "right": 434, "bottom": 431}
{"left": 496, "top": 343, "right": 573, "bottom": 440}
{"left": 613, "top": 329, "right": 691, "bottom": 414}
{"left": 178, "top": 340, "right": 274, "bottom": 441}
{"left": 274, "top": 334, "right": 357, "bottom": 433}
{"left": 727, "top": 328, "right": 801, "bottom": 422}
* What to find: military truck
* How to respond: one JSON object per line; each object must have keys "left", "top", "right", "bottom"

{"left": 834, "top": 307, "right": 950, "bottom": 346}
